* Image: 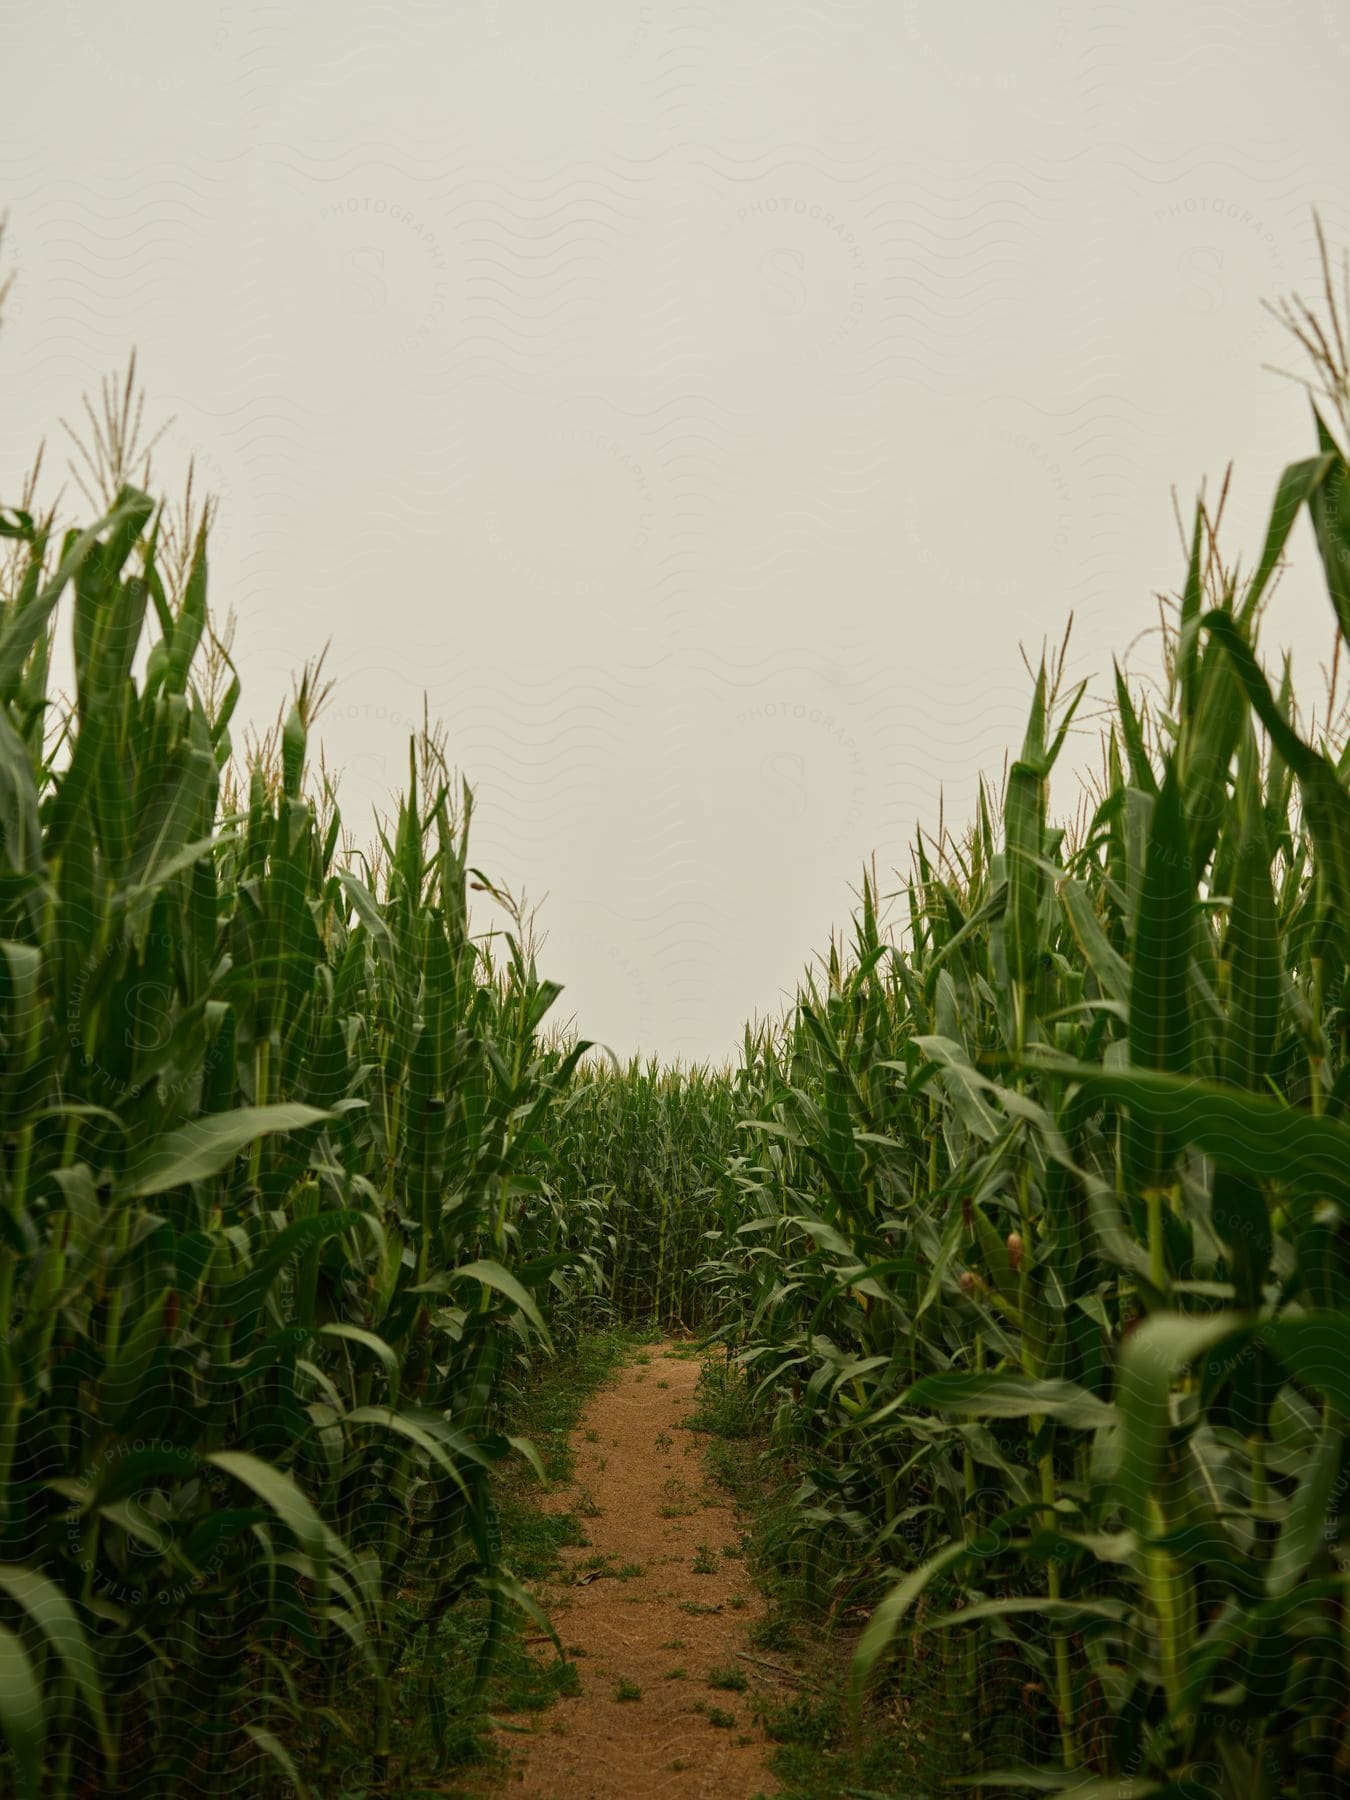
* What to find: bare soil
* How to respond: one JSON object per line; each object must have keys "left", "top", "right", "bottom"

{"left": 493, "top": 1342, "right": 781, "bottom": 1798}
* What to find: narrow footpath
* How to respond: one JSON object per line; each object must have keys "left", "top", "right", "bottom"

{"left": 496, "top": 1342, "right": 781, "bottom": 1798}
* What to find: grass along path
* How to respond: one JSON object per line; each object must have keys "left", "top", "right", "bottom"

{"left": 497, "top": 1343, "right": 780, "bottom": 1798}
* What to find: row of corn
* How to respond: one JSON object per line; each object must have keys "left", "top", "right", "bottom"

{"left": 558, "top": 273, "right": 1350, "bottom": 1794}
{"left": 7, "top": 243, "right": 1350, "bottom": 1799}
{"left": 0, "top": 409, "right": 616, "bottom": 1791}
{"left": 701, "top": 326, "right": 1350, "bottom": 1792}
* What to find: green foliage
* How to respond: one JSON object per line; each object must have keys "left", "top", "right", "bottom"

{"left": 8, "top": 211, "right": 1350, "bottom": 1800}
{"left": 546, "top": 1057, "right": 743, "bottom": 1326}
{"left": 555, "top": 258, "right": 1350, "bottom": 1795}
{"left": 0, "top": 383, "right": 611, "bottom": 1795}
{"left": 707, "top": 1663, "right": 749, "bottom": 1691}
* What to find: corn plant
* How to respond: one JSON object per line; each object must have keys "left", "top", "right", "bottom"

{"left": 546, "top": 1058, "right": 743, "bottom": 1326}
{"left": 0, "top": 366, "right": 604, "bottom": 1795}
{"left": 677, "top": 247, "right": 1350, "bottom": 1796}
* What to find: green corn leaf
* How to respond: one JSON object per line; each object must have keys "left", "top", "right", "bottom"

{"left": 221, "top": 1211, "right": 364, "bottom": 1320}
{"left": 1115, "top": 1314, "right": 1248, "bottom": 1536}
{"left": 0, "top": 1565, "right": 108, "bottom": 1756}
{"left": 1180, "top": 637, "right": 1247, "bottom": 874}
{"left": 0, "top": 1622, "right": 42, "bottom": 1800}
{"left": 98, "top": 1291, "right": 172, "bottom": 1426}
{"left": 1124, "top": 758, "right": 1197, "bottom": 1195}
{"left": 1059, "top": 878, "right": 1130, "bottom": 1004}
{"left": 1205, "top": 611, "right": 1350, "bottom": 957}
{"left": 909, "top": 1037, "right": 1002, "bottom": 1143}
{"left": 1176, "top": 503, "right": 1205, "bottom": 717}
{"left": 1262, "top": 1314, "right": 1350, "bottom": 1413}
{"left": 41, "top": 705, "right": 105, "bottom": 862}
{"left": 120, "top": 1103, "right": 331, "bottom": 1196}
{"left": 922, "top": 1595, "right": 1129, "bottom": 1628}
{"left": 475, "top": 1569, "right": 560, "bottom": 1654}
{"left": 1173, "top": 1576, "right": 1346, "bottom": 1724}
{"left": 1266, "top": 1413, "right": 1341, "bottom": 1597}
{"left": 343, "top": 1409, "right": 485, "bottom": 1498}
{"left": 0, "top": 487, "right": 154, "bottom": 703}
{"left": 80, "top": 1447, "right": 201, "bottom": 1510}
{"left": 166, "top": 526, "right": 209, "bottom": 693}
{"left": 903, "top": 1372, "right": 1113, "bottom": 1430}
{"left": 1112, "top": 664, "right": 1158, "bottom": 794}
{"left": 1042, "top": 1059, "right": 1350, "bottom": 1213}
{"left": 850, "top": 1539, "right": 971, "bottom": 1712}
{"left": 240, "top": 1725, "right": 310, "bottom": 1800}
{"left": 1307, "top": 409, "right": 1350, "bottom": 641}
{"left": 120, "top": 827, "right": 236, "bottom": 913}
{"left": 1222, "top": 809, "right": 1280, "bottom": 1091}
{"left": 1005, "top": 752, "right": 1047, "bottom": 993}
{"left": 503, "top": 1434, "right": 547, "bottom": 1483}
{"left": 338, "top": 870, "right": 396, "bottom": 980}
{"left": 1128, "top": 762, "right": 1195, "bottom": 1079}
{"left": 524, "top": 977, "right": 565, "bottom": 1036}
{"left": 204, "top": 1452, "right": 331, "bottom": 1589}
{"left": 1239, "top": 450, "right": 1336, "bottom": 624}
{"left": 0, "top": 940, "right": 41, "bottom": 1085}
{"left": 318, "top": 1324, "right": 401, "bottom": 1405}
{"left": 1209, "top": 1171, "right": 1272, "bottom": 1311}
{"left": 125, "top": 745, "right": 218, "bottom": 899}
{"left": 281, "top": 701, "right": 306, "bottom": 801}
{"left": 414, "top": 1258, "right": 551, "bottom": 1344}
{"left": 0, "top": 711, "right": 41, "bottom": 880}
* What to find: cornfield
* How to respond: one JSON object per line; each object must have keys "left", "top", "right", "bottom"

{"left": 663, "top": 252, "right": 1350, "bottom": 1793}
{"left": 3, "top": 227, "right": 1350, "bottom": 1796}
{"left": 0, "top": 359, "right": 610, "bottom": 1793}
{"left": 546, "top": 1059, "right": 743, "bottom": 1326}
{"left": 556, "top": 242, "right": 1350, "bottom": 1795}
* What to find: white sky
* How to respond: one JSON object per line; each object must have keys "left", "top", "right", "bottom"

{"left": 3, "top": 2, "right": 1349, "bottom": 1062}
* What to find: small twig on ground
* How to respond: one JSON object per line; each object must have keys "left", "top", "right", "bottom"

{"left": 734, "top": 1650, "right": 817, "bottom": 1690}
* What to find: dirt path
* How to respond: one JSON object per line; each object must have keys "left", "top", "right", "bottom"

{"left": 495, "top": 1342, "right": 780, "bottom": 1799}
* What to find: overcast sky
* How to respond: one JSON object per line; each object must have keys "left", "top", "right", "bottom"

{"left": 3, "top": 3, "right": 1349, "bottom": 1062}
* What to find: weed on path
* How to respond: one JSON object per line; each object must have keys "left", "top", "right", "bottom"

{"left": 499, "top": 1342, "right": 782, "bottom": 1799}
